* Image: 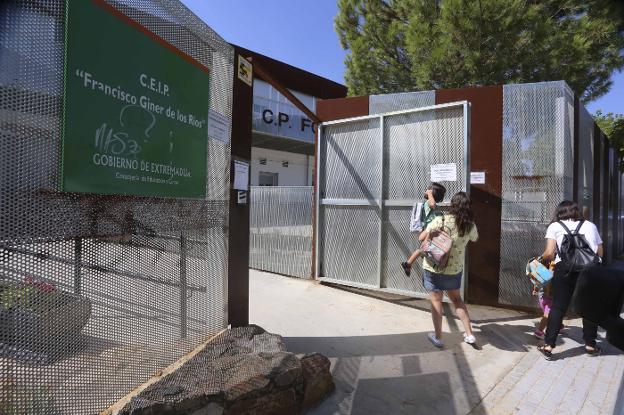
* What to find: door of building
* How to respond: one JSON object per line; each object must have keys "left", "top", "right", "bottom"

{"left": 259, "top": 171, "right": 279, "bottom": 186}
{"left": 315, "top": 102, "right": 470, "bottom": 299}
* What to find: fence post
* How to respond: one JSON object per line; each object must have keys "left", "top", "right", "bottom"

{"left": 74, "top": 237, "right": 82, "bottom": 295}
{"left": 180, "top": 234, "right": 188, "bottom": 339}
{"left": 377, "top": 115, "right": 385, "bottom": 288}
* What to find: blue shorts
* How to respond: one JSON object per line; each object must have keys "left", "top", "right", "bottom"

{"left": 423, "top": 270, "right": 462, "bottom": 292}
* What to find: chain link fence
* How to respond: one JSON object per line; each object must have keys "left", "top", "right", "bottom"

{"left": 249, "top": 186, "right": 313, "bottom": 279}
{"left": 1, "top": 1, "right": 232, "bottom": 413}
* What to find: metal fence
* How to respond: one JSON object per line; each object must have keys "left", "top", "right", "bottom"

{"left": 316, "top": 102, "right": 470, "bottom": 298}
{"left": 1, "top": 1, "right": 232, "bottom": 414}
{"left": 249, "top": 186, "right": 313, "bottom": 279}
{"left": 369, "top": 91, "right": 435, "bottom": 115}
{"left": 498, "top": 81, "right": 575, "bottom": 308}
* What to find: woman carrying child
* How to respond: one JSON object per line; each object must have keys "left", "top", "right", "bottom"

{"left": 418, "top": 191, "right": 478, "bottom": 348}
{"left": 401, "top": 182, "right": 446, "bottom": 276}
{"left": 537, "top": 201, "right": 603, "bottom": 360}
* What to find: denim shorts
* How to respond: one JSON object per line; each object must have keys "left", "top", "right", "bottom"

{"left": 423, "top": 270, "right": 462, "bottom": 292}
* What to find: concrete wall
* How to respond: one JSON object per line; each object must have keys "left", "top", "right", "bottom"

{"left": 250, "top": 147, "right": 314, "bottom": 186}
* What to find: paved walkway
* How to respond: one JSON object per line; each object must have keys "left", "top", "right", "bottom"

{"left": 249, "top": 270, "right": 624, "bottom": 415}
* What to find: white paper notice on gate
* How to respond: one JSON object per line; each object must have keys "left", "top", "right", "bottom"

{"left": 233, "top": 161, "right": 249, "bottom": 191}
{"left": 470, "top": 171, "right": 486, "bottom": 184}
{"left": 430, "top": 163, "right": 457, "bottom": 182}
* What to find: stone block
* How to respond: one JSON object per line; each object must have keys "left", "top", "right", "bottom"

{"left": 117, "top": 326, "right": 333, "bottom": 415}
{"left": 227, "top": 388, "right": 298, "bottom": 415}
{"left": 300, "top": 353, "right": 335, "bottom": 410}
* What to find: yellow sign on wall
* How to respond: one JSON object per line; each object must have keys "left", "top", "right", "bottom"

{"left": 237, "top": 55, "right": 253, "bottom": 86}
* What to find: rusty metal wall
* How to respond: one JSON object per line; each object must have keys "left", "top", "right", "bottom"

{"left": 435, "top": 86, "right": 504, "bottom": 306}
{"left": 0, "top": 1, "right": 232, "bottom": 413}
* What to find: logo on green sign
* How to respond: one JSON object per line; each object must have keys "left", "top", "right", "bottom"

{"left": 62, "top": 0, "right": 210, "bottom": 198}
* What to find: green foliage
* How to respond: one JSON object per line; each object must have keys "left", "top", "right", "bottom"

{"left": 595, "top": 110, "right": 624, "bottom": 169}
{"left": 0, "top": 284, "right": 36, "bottom": 310}
{"left": 0, "top": 284, "right": 63, "bottom": 313}
{"left": 335, "top": 0, "right": 624, "bottom": 102}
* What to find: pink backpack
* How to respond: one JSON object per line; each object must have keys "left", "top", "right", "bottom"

{"left": 421, "top": 216, "right": 453, "bottom": 270}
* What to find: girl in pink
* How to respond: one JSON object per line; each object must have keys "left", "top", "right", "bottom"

{"left": 532, "top": 284, "right": 553, "bottom": 339}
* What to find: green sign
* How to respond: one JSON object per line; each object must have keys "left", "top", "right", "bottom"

{"left": 62, "top": 0, "right": 210, "bottom": 198}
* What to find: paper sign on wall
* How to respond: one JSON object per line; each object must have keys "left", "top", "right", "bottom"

{"left": 208, "top": 109, "right": 231, "bottom": 143}
{"left": 233, "top": 161, "right": 249, "bottom": 191}
{"left": 470, "top": 172, "right": 486, "bottom": 184}
{"left": 430, "top": 163, "right": 457, "bottom": 182}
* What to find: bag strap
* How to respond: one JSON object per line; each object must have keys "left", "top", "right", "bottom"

{"left": 420, "top": 203, "right": 428, "bottom": 222}
{"left": 558, "top": 220, "right": 573, "bottom": 236}
{"left": 573, "top": 220, "right": 585, "bottom": 234}
{"left": 439, "top": 214, "right": 453, "bottom": 235}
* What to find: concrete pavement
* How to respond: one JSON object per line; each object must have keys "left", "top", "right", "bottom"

{"left": 249, "top": 269, "right": 624, "bottom": 415}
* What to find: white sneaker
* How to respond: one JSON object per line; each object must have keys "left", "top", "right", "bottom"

{"left": 463, "top": 333, "right": 476, "bottom": 344}
{"left": 428, "top": 332, "right": 444, "bottom": 348}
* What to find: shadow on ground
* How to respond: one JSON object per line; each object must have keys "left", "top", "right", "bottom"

{"left": 285, "top": 331, "right": 463, "bottom": 415}
{"left": 284, "top": 302, "right": 515, "bottom": 415}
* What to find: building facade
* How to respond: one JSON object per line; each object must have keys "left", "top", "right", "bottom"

{"left": 235, "top": 46, "right": 347, "bottom": 187}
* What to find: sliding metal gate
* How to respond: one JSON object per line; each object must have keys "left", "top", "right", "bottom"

{"left": 316, "top": 102, "right": 470, "bottom": 298}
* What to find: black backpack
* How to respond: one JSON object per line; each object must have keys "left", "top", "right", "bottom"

{"left": 557, "top": 220, "right": 601, "bottom": 271}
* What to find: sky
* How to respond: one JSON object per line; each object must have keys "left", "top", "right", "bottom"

{"left": 180, "top": 0, "right": 623, "bottom": 115}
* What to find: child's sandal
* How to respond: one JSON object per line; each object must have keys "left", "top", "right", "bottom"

{"left": 401, "top": 262, "right": 411, "bottom": 277}
{"left": 538, "top": 345, "right": 553, "bottom": 361}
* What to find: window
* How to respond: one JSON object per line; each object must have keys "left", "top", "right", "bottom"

{"left": 259, "top": 172, "right": 278, "bottom": 186}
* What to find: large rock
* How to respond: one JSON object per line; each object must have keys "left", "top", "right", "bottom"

{"left": 117, "top": 325, "right": 333, "bottom": 414}
{"left": 301, "top": 353, "right": 335, "bottom": 410}
{"left": 227, "top": 388, "right": 299, "bottom": 415}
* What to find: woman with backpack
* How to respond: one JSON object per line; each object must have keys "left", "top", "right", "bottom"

{"left": 418, "top": 191, "right": 478, "bottom": 348}
{"left": 537, "top": 201, "right": 603, "bottom": 360}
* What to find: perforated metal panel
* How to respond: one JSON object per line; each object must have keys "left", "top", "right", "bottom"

{"left": 322, "top": 205, "right": 380, "bottom": 287}
{"left": 369, "top": 91, "right": 435, "bottom": 115}
{"left": 383, "top": 106, "right": 466, "bottom": 295}
{"left": 383, "top": 207, "right": 428, "bottom": 294}
{"left": 323, "top": 118, "right": 382, "bottom": 200}
{"left": 607, "top": 148, "right": 616, "bottom": 263}
{"left": 385, "top": 108, "right": 466, "bottom": 203}
{"left": 578, "top": 105, "right": 595, "bottom": 220}
{"left": 317, "top": 103, "right": 469, "bottom": 298}
{"left": 0, "top": 1, "right": 233, "bottom": 414}
{"left": 620, "top": 173, "right": 624, "bottom": 255}
{"left": 249, "top": 186, "right": 312, "bottom": 279}
{"left": 498, "top": 82, "right": 574, "bottom": 307}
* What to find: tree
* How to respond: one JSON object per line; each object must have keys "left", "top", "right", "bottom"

{"left": 335, "top": 0, "right": 624, "bottom": 102}
{"left": 595, "top": 111, "right": 624, "bottom": 169}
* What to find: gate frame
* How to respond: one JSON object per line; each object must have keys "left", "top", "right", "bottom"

{"left": 315, "top": 101, "right": 471, "bottom": 299}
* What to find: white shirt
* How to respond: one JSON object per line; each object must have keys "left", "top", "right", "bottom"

{"left": 545, "top": 220, "right": 603, "bottom": 263}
